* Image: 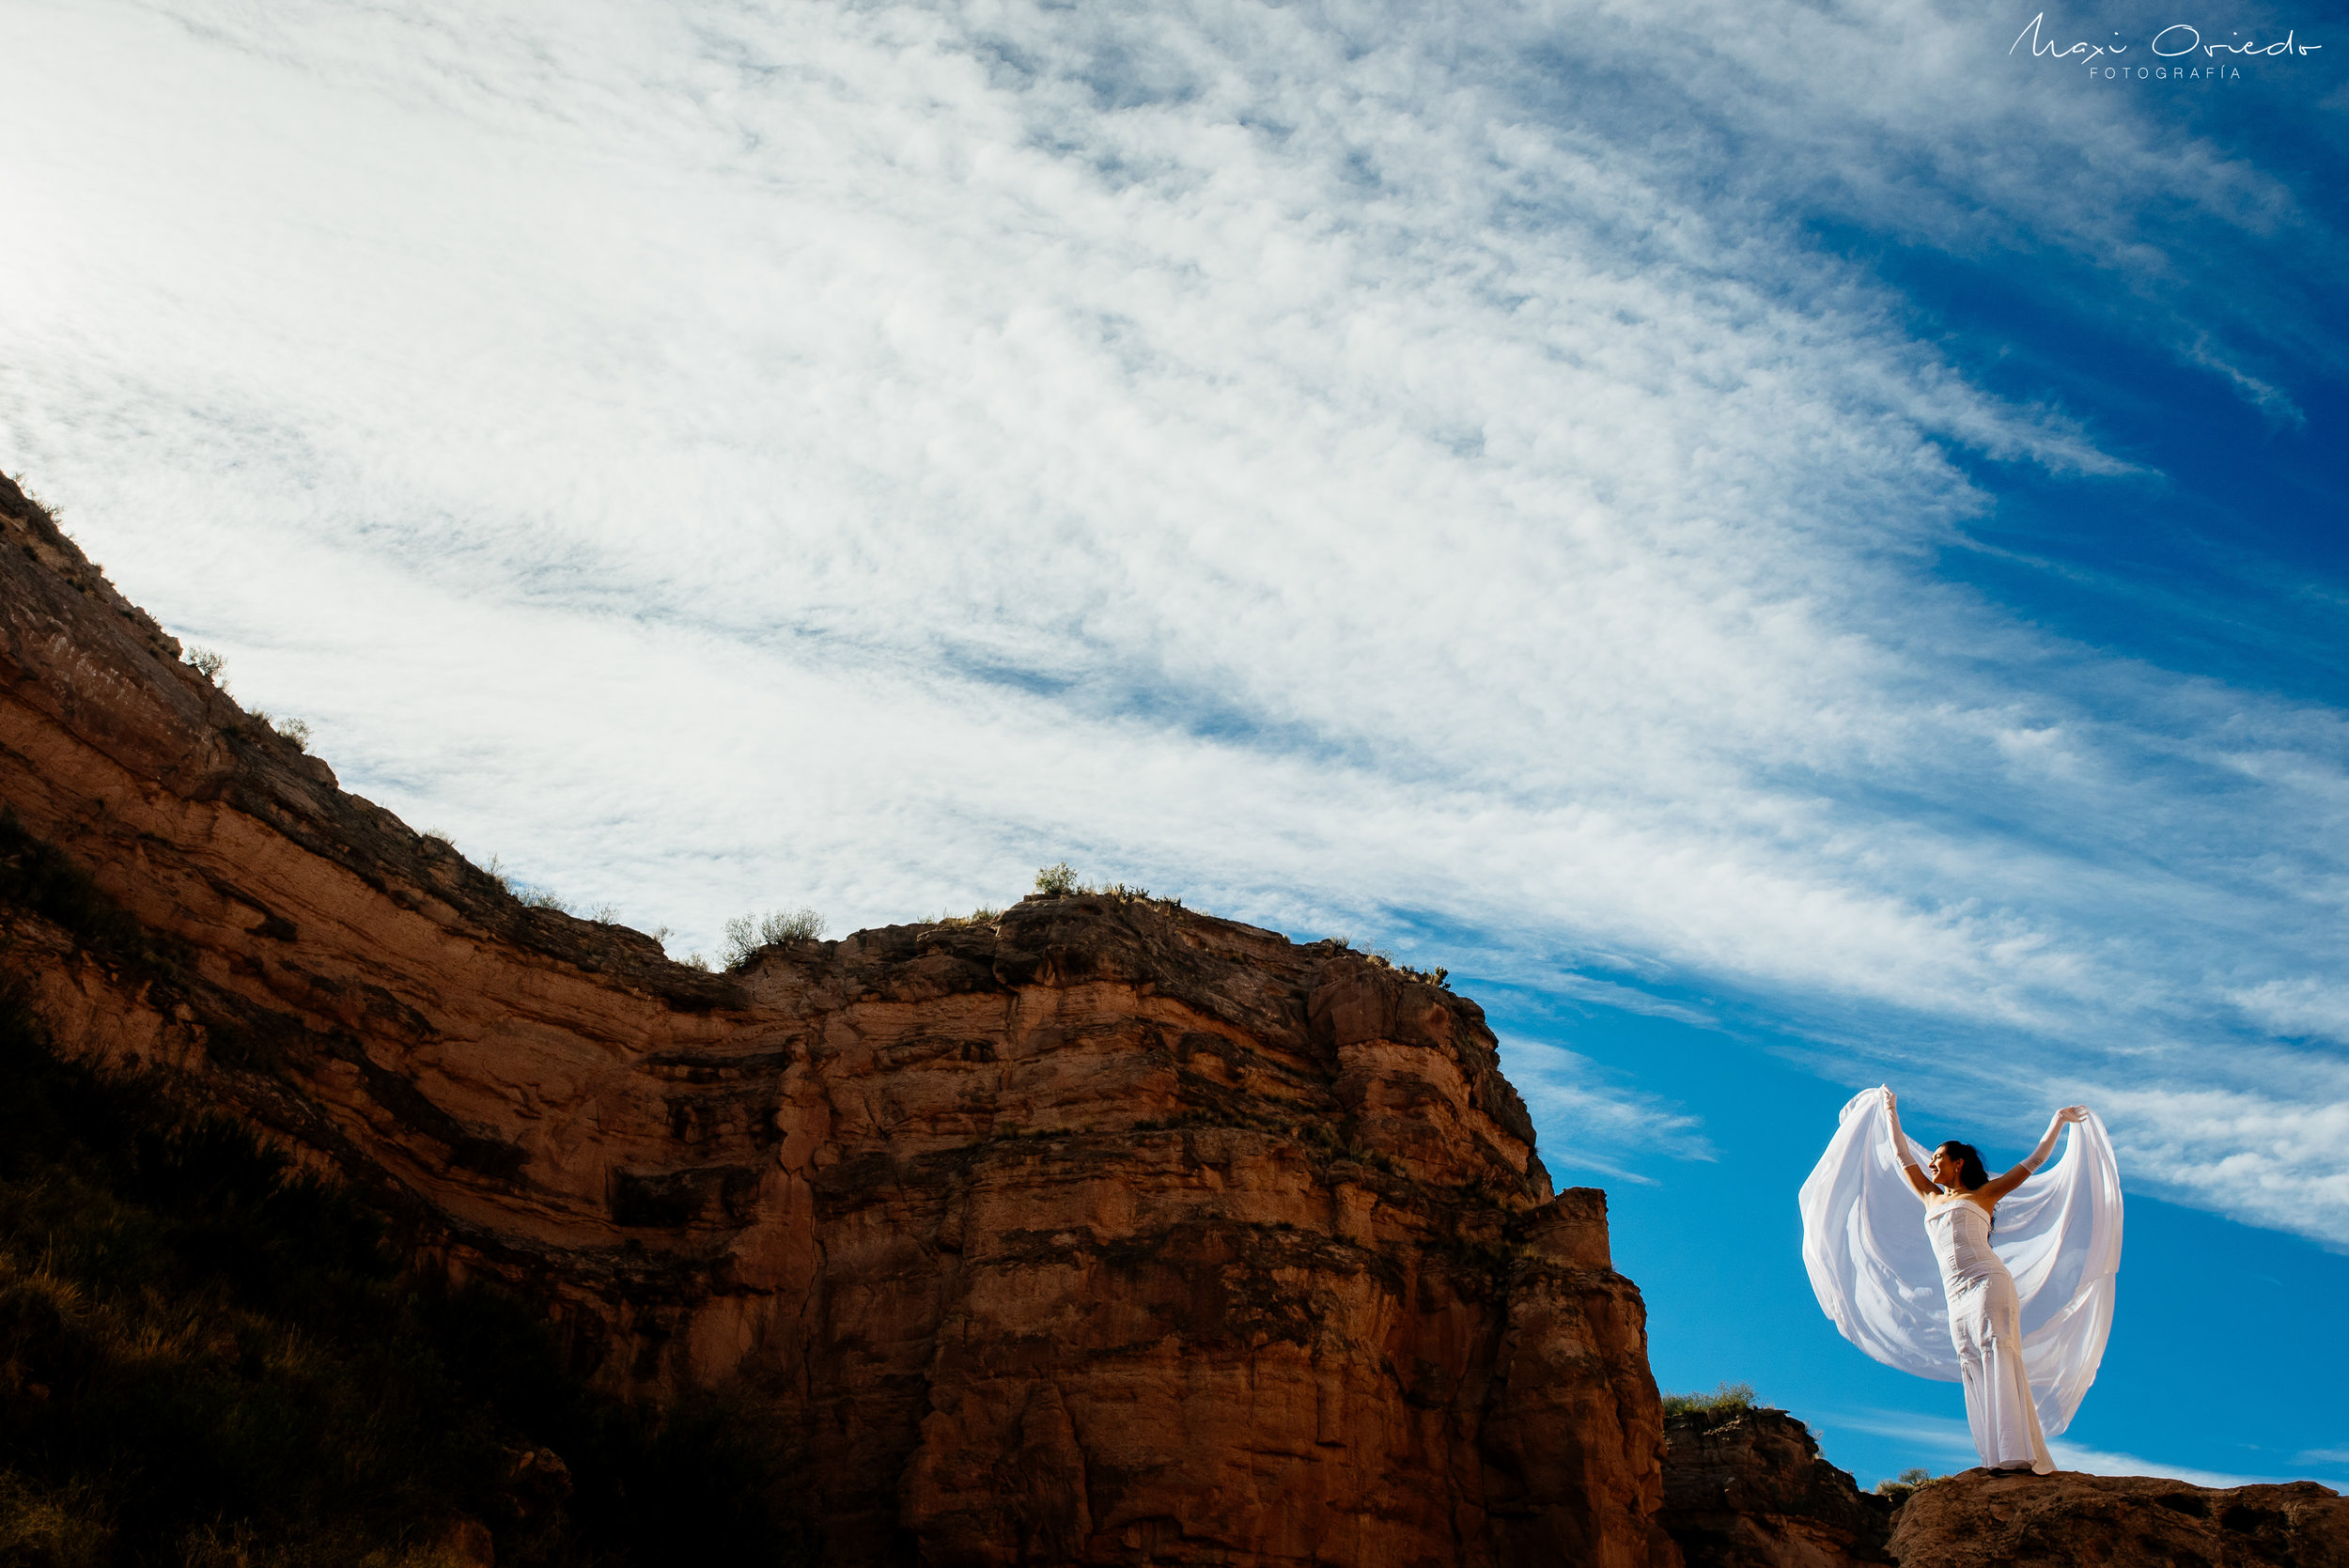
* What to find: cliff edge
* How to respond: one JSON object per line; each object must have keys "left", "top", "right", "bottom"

{"left": 1656, "top": 1404, "right": 2349, "bottom": 1568}
{"left": 1659, "top": 1406, "right": 1890, "bottom": 1567}
{"left": 0, "top": 468, "right": 1674, "bottom": 1565}
{"left": 1890, "top": 1469, "right": 2349, "bottom": 1568}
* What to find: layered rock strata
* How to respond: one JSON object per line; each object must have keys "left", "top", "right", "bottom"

{"left": 1888, "top": 1469, "right": 2349, "bottom": 1567}
{"left": 1658, "top": 1408, "right": 1890, "bottom": 1568}
{"left": 0, "top": 471, "right": 1676, "bottom": 1566}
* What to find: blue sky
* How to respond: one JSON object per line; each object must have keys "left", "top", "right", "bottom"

{"left": 3, "top": 0, "right": 2344, "bottom": 1490}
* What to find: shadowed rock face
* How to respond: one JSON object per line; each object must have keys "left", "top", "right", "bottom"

{"left": 1659, "top": 1408, "right": 1890, "bottom": 1568}
{"left": 0, "top": 471, "right": 1677, "bottom": 1566}
{"left": 1889, "top": 1469, "right": 2349, "bottom": 1568}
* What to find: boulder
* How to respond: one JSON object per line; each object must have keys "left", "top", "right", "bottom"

{"left": 1659, "top": 1406, "right": 1890, "bottom": 1567}
{"left": 1888, "top": 1468, "right": 2349, "bottom": 1568}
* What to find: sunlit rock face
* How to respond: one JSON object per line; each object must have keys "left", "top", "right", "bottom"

{"left": 1888, "top": 1470, "right": 2349, "bottom": 1568}
{"left": 0, "top": 471, "right": 1675, "bottom": 1566}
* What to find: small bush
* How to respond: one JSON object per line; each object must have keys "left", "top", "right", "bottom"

{"left": 720, "top": 915, "right": 754, "bottom": 963}
{"left": 241, "top": 709, "right": 311, "bottom": 751}
{"left": 721, "top": 908, "right": 825, "bottom": 970}
{"left": 1660, "top": 1381, "right": 1758, "bottom": 1415}
{"left": 1320, "top": 936, "right": 1448, "bottom": 988}
{"left": 472, "top": 856, "right": 578, "bottom": 916}
{"left": 1873, "top": 1467, "right": 1941, "bottom": 1504}
{"left": 1028, "top": 867, "right": 1167, "bottom": 905}
{"left": 761, "top": 908, "right": 825, "bottom": 945}
{"left": 185, "top": 647, "right": 226, "bottom": 685}
{"left": 0, "top": 1469, "right": 114, "bottom": 1566}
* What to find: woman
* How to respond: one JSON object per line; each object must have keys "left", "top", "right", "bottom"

{"left": 1886, "top": 1091, "right": 2088, "bottom": 1474}
{"left": 1798, "top": 1088, "right": 2123, "bottom": 1477}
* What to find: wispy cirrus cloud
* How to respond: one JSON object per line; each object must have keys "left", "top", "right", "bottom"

{"left": 1, "top": 0, "right": 2344, "bottom": 1247}
{"left": 1497, "top": 1037, "right": 1716, "bottom": 1184}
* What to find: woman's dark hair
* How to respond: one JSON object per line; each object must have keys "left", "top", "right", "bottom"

{"left": 1935, "top": 1141, "right": 1989, "bottom": 1191}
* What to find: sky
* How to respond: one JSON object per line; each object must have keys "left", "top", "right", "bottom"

{"left": 3, "top": 0, "right": 2344, "bottom": 1492}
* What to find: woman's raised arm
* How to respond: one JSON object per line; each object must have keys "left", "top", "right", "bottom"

{"left": 1978, "top": 1105, "right": 2090, "bottom": 1203}
{"left": 1884, "top": 1089, "right": 1937, "bottom": 1200}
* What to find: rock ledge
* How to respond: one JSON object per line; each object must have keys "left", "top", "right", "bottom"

{"left": 1660, "top": 1405, "right": 1891, "bottom": 1567}
{"left": 1889, "top": 1468, "right": 2349, "bottom": 1568}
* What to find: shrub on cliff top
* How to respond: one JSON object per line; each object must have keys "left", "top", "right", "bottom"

{"left": 1872, "top": 1467, "right": 1948, "bottom": 1504}
{"left": 1032, "top": 864, "right": 1166, "bottom": 904}
{"left": 1661, "top": 1380, "right": 1759, "bottom": 1415}
{"left": 722, "top": 908, "right": 827, "bottom": 970}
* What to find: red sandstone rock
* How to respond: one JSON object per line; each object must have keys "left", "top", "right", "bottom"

{"left": 1888, "top": 1468, "right": 2349, "bottom": 1567}
{"left": 0, "top": 472, "right": 1678, "bottom": 1566}
{"left": 436, "top": 1516, "right": 497, "bottom": 1568}
{"left": 1657, "top": 1407, "right": 1890, "bottom": 1568}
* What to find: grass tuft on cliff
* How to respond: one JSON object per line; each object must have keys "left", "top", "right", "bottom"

{"left": 0, "top": 988, "right": 810, "bottom": 1567}
{"left": 1660, "top": 1380, "right": 1760, "bottom": 1415}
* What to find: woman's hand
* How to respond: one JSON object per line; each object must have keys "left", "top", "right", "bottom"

{"left": 1992, "top": 1104, "right": 2091, "bottom": 1196}
{"left": 1883, "top": 1089, "right": 1934, "bottom": 1198}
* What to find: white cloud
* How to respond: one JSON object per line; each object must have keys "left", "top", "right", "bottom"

{"left": 2232, "top": 979, "right": 2349, "bottom": 1045}
{"left": 1497, "top": 1036, "right": 1716, "bottom": 1184}
{"left": 0, "top": 0, "right": 2344, "bottom": 1243}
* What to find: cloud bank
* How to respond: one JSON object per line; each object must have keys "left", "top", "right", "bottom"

{"left": 3, "top": 0, "right": 2345, "bottom": 1241}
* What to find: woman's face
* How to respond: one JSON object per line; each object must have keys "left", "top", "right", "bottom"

{"left": 1927, "top": 1147, "right": 1964, "bottom": 1188}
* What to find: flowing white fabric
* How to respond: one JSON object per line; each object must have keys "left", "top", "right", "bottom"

{"left": 1798, "top": 1089, "right": 2123, "bottom": 1448}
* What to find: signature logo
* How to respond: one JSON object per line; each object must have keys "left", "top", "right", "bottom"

{"left": 2011, "top": 12, "right": 2323, "bottom": 67}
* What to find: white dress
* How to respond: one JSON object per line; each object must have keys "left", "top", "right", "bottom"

{"left": 1923, "top": 1192, "right": 2052, "bottom": 1473}
{"left": 1798, "top": 1089, "right": 2123, "bottom": 1470}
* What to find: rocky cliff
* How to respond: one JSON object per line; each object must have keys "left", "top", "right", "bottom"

{"left": 1889, "top": 1469, "right": 2349, "bottom": 1567}
{"left": 1655, "top": 1403, "right": 2349, "bottom": 1568}
{"left": 1658, "top": 1407, "right": 1890, "bottom": 1568}
{"left": 0, "top": 469, "right": 1675, "bottom": 1566}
